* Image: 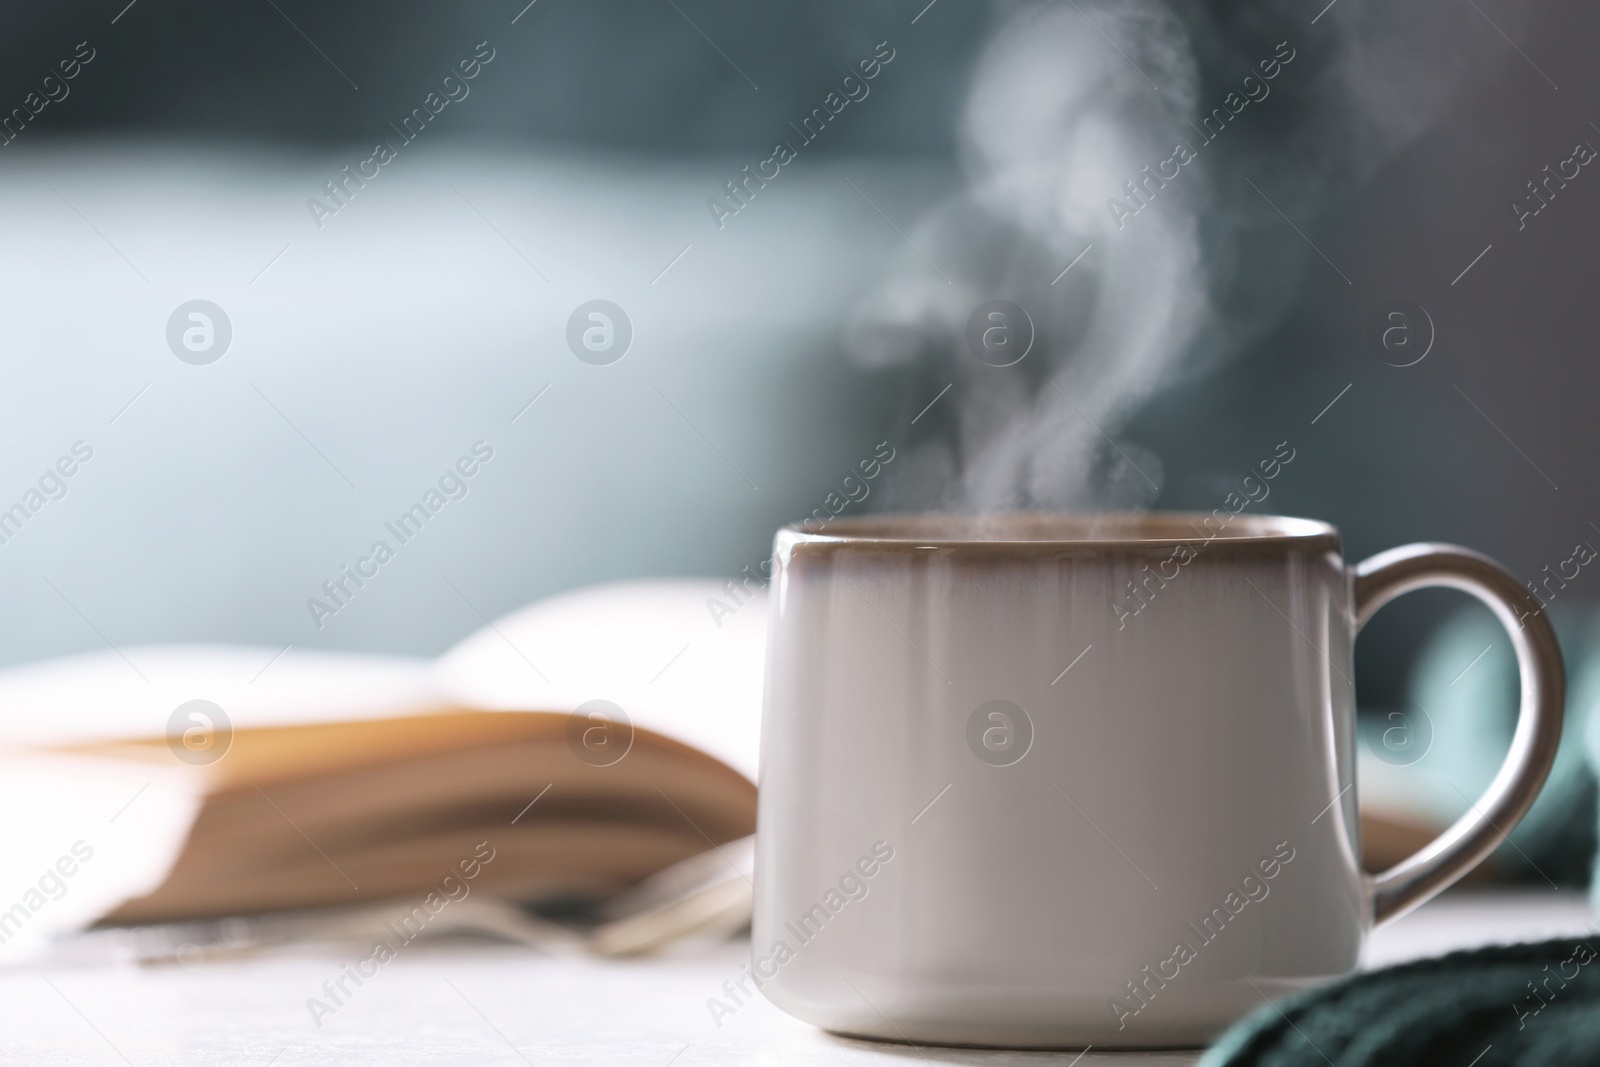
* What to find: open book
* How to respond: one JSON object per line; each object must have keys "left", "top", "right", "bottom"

{"left": 0, "top": 581, "right": 764, "bottom": 957}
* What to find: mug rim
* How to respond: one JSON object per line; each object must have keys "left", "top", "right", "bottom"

{"left": 779, "top": 511, "right": 1341, "bottom": 553}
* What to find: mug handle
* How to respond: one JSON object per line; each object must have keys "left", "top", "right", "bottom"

{"left": 1353, "top": 543, "right": 1565, "bottom": 925}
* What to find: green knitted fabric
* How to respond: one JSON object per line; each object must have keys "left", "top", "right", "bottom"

{"left": 1199, "top": 938, "right": 1600, "bottom": 1067}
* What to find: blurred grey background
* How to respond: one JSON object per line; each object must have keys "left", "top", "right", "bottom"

{"left": 0, "top": 0, "right": 1596, "bottom": 718}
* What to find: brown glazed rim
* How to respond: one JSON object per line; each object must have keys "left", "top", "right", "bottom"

{"left": 778, "top": 512, "right": 1342, "bottom": 555}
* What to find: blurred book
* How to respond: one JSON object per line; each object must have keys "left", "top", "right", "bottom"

{"left": 0, "top": 581, "right": 763, "bottom": 958}
{"left": 1360, "top": 807, "right": 1454, "bottom": 876}
{"left": 71, "top": 710, "right": 754, "bottom": 924}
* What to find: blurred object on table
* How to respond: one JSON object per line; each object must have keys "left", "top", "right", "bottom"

{"left": 590, "top": 834, "right": 755, "bottom": 957}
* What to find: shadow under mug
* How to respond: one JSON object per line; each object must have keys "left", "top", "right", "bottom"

{"left": 753, "top": 513, "right": 1563, "bottom": 1048}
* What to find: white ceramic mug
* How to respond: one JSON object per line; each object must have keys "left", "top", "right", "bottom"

{"left": 754, "top": 513, "right": 1563, "bottom": 1048}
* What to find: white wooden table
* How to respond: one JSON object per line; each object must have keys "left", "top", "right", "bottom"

{"left": 0, "top": 890, "right": 1590, "bottom": 1066}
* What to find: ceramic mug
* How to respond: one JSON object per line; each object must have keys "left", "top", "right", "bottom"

{"left": 754, "top": 513, "right": 1563, "bottom": 1048}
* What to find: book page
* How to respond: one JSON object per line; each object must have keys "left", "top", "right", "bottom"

{"left": 0, "top": 645, "right": 439, "bottom": 748}
{"left": 432, "top": 579, "right": 765, "bottom": 779}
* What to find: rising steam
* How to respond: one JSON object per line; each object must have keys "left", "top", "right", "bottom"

{"left": 849, "top": 0, "right": 1503, "bottom": 513}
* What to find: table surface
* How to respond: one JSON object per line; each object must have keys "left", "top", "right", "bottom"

{"left": 1, "top": 890, "right": 1592, "bottom": 1066}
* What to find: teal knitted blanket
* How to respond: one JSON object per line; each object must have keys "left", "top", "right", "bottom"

{"left": 1201, "top": 938, "right": 1600, "bottom": 1067}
